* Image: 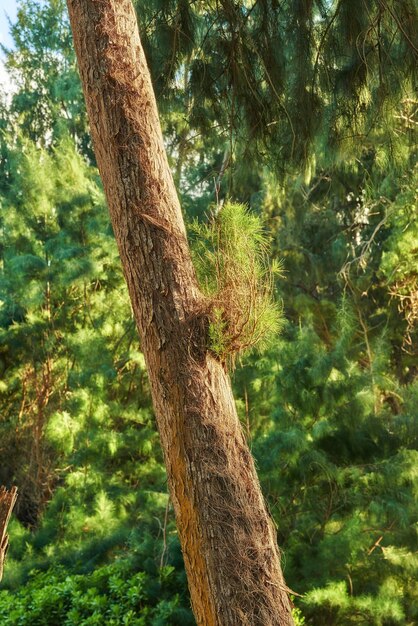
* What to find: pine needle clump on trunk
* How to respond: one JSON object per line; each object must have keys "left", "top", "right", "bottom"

{"left": 191, "top": 203, "right": 283, "bottom": 367}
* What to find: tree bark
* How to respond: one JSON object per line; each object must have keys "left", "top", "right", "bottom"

{"left": 0, "top": 486, "right": 17, "bottom": 582}
{"left": 66, "top": 1, "right": 295, "bottom": 624}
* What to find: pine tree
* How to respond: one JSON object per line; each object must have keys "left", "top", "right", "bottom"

{"left": 65, "top": 1, "right": 294, "bottom": 624}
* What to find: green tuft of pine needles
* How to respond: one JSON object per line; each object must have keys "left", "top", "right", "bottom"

{"left": 191, "top": 203, "right": 283, "bottom": 367}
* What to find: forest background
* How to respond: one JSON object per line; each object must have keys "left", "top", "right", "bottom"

{"left": 0, "top": 0, "right": 417, "bottom": 624}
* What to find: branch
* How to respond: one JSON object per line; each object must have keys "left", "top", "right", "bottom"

{"left": 0, "top": 486, "right": 18, "bottom": 582}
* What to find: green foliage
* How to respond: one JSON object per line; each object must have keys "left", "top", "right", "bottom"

{"left": 3, "top": 0, "right": 90, "bottom": 154}
{"left": 191, "top": 203, "right": 283, "bottom": 364}
{"left": 0, "top": 561, "right": 194, "bottom": 625}
{"left": 291, "top": 600, "right": 306, "bottom": 626}
{"left": 380, "top": 163, "right": 418, "bottom": 353}
{"left": 232, "top": 158, "right": 418, "bottom": 625}
{"left": 136, "top": 0, "right": 418, "bottom": 180}
{"left": 0, "top": 134, "right": 131, "bottom": 521}
{"left": 304, "top": 579, "right": 407, "bottom": 625}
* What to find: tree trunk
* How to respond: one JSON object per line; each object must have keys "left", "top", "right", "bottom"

{"left": 66, "top": 1, "right": 295, "bottom": 624}
{"left": 0, "top": 486, "right": 17, "bottom": 582}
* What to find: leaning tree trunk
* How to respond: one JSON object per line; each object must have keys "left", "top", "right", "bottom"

{"left": 66, "top": 1, "right": 294, "bottom": 624}
{"left": 0, "top": 486, "right": 17, "bottom": 582}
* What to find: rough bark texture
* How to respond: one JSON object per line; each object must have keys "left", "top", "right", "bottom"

{"left": 0, "top": 486, "right": 17, "bottom": 582}
{"left": 66, "top": 1, "right": 295, "bottom": 624}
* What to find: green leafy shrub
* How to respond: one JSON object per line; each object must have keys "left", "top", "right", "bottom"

{"left": 0, "top": 561, "right": 194, "bottom": 626}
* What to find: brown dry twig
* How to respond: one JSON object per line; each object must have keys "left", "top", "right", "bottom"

{"left": 0, "top": 486, "right": 18, "bottom": 582}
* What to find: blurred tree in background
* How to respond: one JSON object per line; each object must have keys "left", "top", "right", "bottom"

{"left": 0, "top": 0, "right": 417, "bottom": 624}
